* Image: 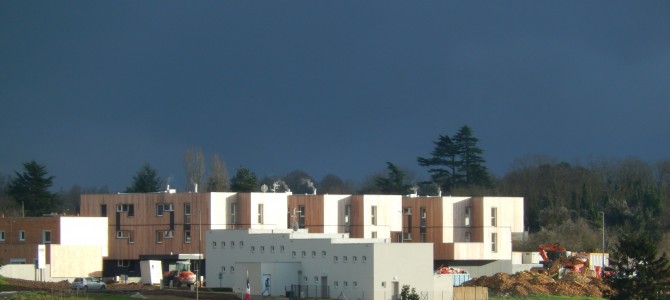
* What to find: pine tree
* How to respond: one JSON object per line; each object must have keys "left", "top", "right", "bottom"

{"left": 125, "top": 163, "right": 162, "bottom": 193}
{"left": 8, "top": 160, "right": 61, "bottom": 216}
{"left": 418, "top": 125, "right": 491, "bottom": 192}
{"left": 607, "top": 222, "right": 670, "bottom": 299}
{"left": 230, "top": 167, "right": 259, "bottom": 192}
{"left": 375, "top": 162, "right": 412, "bottom": 195}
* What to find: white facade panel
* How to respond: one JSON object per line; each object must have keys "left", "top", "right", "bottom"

{"left": 249, "top": 193, "right": 288, "bottom": 230}
{"left": 323, "top": 195, "right": 351, "bottom": 234}
{"left": 210, "top": 193, "right": 238, "bottom": 229}
{"left": 363, "top": 195, "right": 402, "bottom": 239}
{"left": 59, "top": 217, "right": 108, "bottom": 256}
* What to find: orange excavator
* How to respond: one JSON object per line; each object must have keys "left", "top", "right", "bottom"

{"left": 538, "top": 243, "right": 590, "bottom": 278}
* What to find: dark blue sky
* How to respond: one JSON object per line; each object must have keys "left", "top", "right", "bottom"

{"left": 1, "top": 1, "right": 669, "bottom": 191}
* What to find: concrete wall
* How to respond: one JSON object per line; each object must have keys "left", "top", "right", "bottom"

{"left": 362, "top": 195, "right": 402, "bottom": 239}
{"left": 446, "top": 259, "right": 513, "bottom": 278}
{"left": 249, "top": 193, "right": 289, "bottom": 230}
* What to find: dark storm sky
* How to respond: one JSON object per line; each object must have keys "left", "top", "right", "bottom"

{"left": 1, "top": 1, "right": 669, "bottom": 191}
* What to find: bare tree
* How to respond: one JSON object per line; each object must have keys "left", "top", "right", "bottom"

{"left": 184, "top": 147, "right": 205, "bottom": 192}
{"left": 206, "top": 154, "right": 230, "bottom": 192}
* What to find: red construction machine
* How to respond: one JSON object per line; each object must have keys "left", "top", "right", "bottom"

{"left": 537, "top": 243, "right": 590, "bottom": 277}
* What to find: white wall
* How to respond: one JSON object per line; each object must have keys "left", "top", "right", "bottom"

{"left": 210, "top": 193, "right": 238, "bottom": 229}
{"left": 363, "top": 195, "right": 402, "bottom": 239}
{"left": 324, "top": 195, "right": 351, "bottom": 234}
{"left": 50, "top": 245, "right": 103, "bottom": 278}
{"left": 59, "top": 217, "right": 108, "bottom": 256}
{"left": 249, "top": 193, "right": 289, "bottom": 230}
{"left": 205, "top": 229, "right": 441, "bottom": 300}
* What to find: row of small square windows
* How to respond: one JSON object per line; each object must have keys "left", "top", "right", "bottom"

{"left": 212, "top": 241, "right": 367, "bottom": 263}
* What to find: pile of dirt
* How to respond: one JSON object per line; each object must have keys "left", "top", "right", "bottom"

{"left": 462, "top": 270, "right": 613, "bottom": 297}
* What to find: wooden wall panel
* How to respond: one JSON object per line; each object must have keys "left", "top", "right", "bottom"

{"left": 81, "top": 193, "right": 210, "bottom": 260}
{"left": 287, "top": 195, "right": 325, "bottom": 233}
{"left": 349, "top": 196, "right": 364, "bottom": 238}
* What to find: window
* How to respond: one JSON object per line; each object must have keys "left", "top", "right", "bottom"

{"left": 314, "top": 276, "right": 319, "bottom": 282}
{"left": 271, "top": 246, "right": 275, "bottom": 253}
{"left": 343, "top": 256, "right": 348, "bottom": 263}
{"left": 334, "top": 281, "right": 339, "bottom": 288}
{"left": 251, "top": 246, "right": 256, "bottom": 253}
{"left": 334, "top": 256, "right": 338, "bottom": 263}
{"left": 403, "top": 207, "right": 412, "bottom": 215}
{"left": 230, "top": 203, "right": 238, "bottom": 226}
{"left": 19, "top": 230, "right": 25, "bottom": 241}
{"left": 230, "top": 266, "right": 235, "bottom": 273}
{"left": 280, "top": 245, "right": 285, "bottom": 252}
{"left": 312, "top": 250, "right": 316, "bottom": 258}
{"left": 117, "top": 231, "right": 129, "bottom": 239}
{"left": 128, "top": 231, "right": 134, "bottom": 243}
{"left": 117, "top": 260, "right": 130, "bottom": 267}
{"left": 163, "top": 230, "right": 174, "bottom": 238}
{"left": 301, "top": 251, "right": 306, "bottom": 258}
{"left": 157, "top": 203, "right": 174, "bottom": 216}
{"left": 117, "top": 204, "right": 134, "bottom": 216}
{"left": 420, "top": 232, "right": 427, "bottom": 242}
{"left": 298, "top": 205, "right": 305, "bottom": 228}
{"left": 260, "top": 246, "right": 265, "bottom": 253}
{"left": 322, "top": 250, "right": 326, "bottom": 257}
{"left": 231, "top": 241, "right": 235, "bottom": 247}
{"left": 371, "top": 231, "right": 377, "bottom": 238}
{"left": 292, "top": 251, "right": 297, "bottom": 258}
{"left": 258, "top": 204, "right": 264, "bottom": 224}
{"left": 371, "top": 205, "right": 377, "bottom": 225}
{"left": 184, "top": 203, "right": 191, "bottom": 215}
{"left": 491, "top": 233, "right": 498, "bottom": 252}
{"left": 184, "top": 230, "right": 191, "bottom": 243}
{"left": 465, "top": 206, "right": 471, "bottom": 226}
{"left": 303, "top": 276, "right": 308, "bottom": 282}
{"left": 240, "top": 241, "right": 244, "bottom": 248}
{"left": 353, "top": 281, "right": 358, "bottom": 288}
{"left": 344, "top": 281, "right": 348, "bottom": 288}
{"left": 420, "top": 207, "right": 427, "bottom": 227}
{"left": 362, "top": 256, "right": 367, "bottom": 262}
{"left": 40, "top": 230, "right": 51, "bottom": 244}
{"left": 212, "top": 241, "right": 217, "bottom": 249}
{"left": 465, "top": 231, "right": 471, "bottom": 242}
{"left": 491, "top": 207, "right": 498, "bottom": 227}
{"left": 353, "top": 256, "right": 358, "bottom": 263}
{"left": 222, "top": 241, "right": 226, "bottom": 248}
{"left": 156, "top": 231, "right": 164, "bottom": 243}
{"left": 101, "top": 204, "right": 107, "bottom": 217}
{"left": 0, "top": 231, "right": 4, "bottom": 241}
{"left": 344, "top": 205, "right": 351, "bottom": 226}
{"left": 222, "top": 266, "right": 226, "bottom": 273}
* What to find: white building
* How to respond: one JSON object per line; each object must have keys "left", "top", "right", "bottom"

{"left": 205, "top": 229, "right": 454, "bottom": 300}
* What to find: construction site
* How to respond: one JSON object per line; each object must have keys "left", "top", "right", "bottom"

{"left": 460, "top": 243, "right": 614, "bottom": 298}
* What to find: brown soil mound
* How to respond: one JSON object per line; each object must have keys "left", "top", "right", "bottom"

{"left": 462, "top": 270, "right": 613, "bottom": 297}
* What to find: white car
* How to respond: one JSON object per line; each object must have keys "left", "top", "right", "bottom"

{"left": 71, "top": 277, "right": 106, "bottom": 290}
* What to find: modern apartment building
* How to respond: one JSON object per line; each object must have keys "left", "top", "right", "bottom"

{"left": 0, "top": 215, "right": 107, "bottom": 280}
{"left": 80, "top": 191, "right": 522, "bottom": 279}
